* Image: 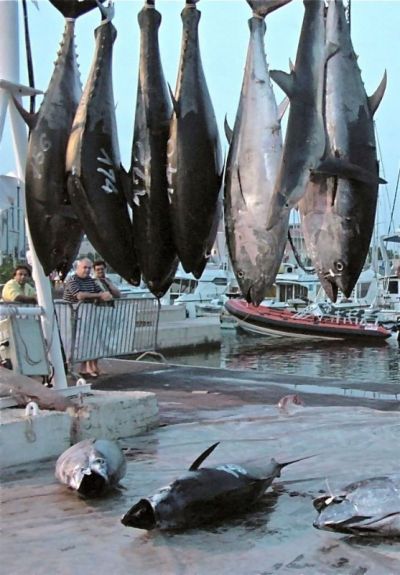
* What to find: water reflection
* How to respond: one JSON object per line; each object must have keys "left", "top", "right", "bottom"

{"left": 164, "top": 331, "right": 400, "bottom": 386}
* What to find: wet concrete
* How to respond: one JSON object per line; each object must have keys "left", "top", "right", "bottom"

{"left": 92, "top": 359, "right": 400, "bottom": 425}
{"left": 2, "top": 403, "right": 400, "bottom": 574}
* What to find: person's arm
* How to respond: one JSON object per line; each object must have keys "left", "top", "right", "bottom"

{"left": 12, "top": 294, "right": 37, "bottom": 304}
{"left": 103, "top": 278, "right": 121, "bottom": 298}
{"left": 2, "top": 282, "right": 37, "bottom": 304}
{"left": 76, "top": 291, "right": 113, "bottom": 302}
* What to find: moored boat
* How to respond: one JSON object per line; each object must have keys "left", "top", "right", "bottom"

{"left": 225, "top": 299, "right": 392, "bottom": 341}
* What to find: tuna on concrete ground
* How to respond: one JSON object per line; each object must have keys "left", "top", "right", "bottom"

{"left": 1, "top": 359, "right": 399, "bottom": 574}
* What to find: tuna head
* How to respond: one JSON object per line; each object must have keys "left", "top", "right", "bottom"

{"left": 72, "top": 453, "right": 109, "bottom": 497}
{"left": 121, "top": 498, "right": 156, "bottom": 530}
{"left": 313, "top": 497, "right": 361, "bottom": 533}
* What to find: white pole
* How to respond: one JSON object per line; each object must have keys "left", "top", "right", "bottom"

{"left": 0, "top": 1, "right": 68, "bottom": 389}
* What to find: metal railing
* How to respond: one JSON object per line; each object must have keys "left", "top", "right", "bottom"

{"left": 54, "top": 297, "right": 160, "bottom": 371}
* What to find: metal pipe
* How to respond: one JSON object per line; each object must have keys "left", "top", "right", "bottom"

{"left": 0, "top": 1, "right": 67, "bottom": 389}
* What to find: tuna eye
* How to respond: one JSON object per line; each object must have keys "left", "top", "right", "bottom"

{"left": 237, "top": 271, "right": 245, "bottom": 279}
{"left": 335, "top": 260, "right": 344, "bottom": 272}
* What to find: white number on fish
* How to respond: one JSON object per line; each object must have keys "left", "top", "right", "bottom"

{"left": 97, "top": 148, "right": 118, "bottom": 194}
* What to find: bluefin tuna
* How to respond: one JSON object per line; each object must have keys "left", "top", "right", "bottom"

{"left": 299, "top": 0, "right": 387, "bottom": 301}
{"left": 130, "top": 0, "right": 178, "bottom": 298}
{"left": 55, "top": 438, "right": 126, "bottom": 497}
{"left": 167, "top": 0, "right": 224, "bottom": 278}
{"left": 263, "top": 0, "right": 336, "bottom": 279}
{"left": 224, "top": 0, "right": 292, "bottom": 305}
{"left": 313, "top": 475, "right": 400, "bottom": 537}
{"left": 17, "top": 1, "right": 102, "bottom": 278}
{"left": 121, "top": 442, "right": 310, "bottom": 530}
{"left": 66, "top": 1, "right": 140, "bottom": 285}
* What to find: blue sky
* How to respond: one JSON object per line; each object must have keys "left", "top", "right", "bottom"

{"left": 1, "top": 0, "right": 399, "bottom": 238}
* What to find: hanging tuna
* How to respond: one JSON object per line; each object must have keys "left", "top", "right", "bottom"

{"left": 17, "top": 1, "right": 102, "bottom": 278}
{"left": 130, "top": 0, "right": 178, "bottom": 298}
{"left": 167, "top": 0, "right": 224, "bottom": 279}
{"left": 66, "top": 1, "right": 140, "bottom": 285}
{"left": 298, "top": 0, "right": 387, "bottom": 301}
{"left": 224, "top": 0, "right": 292, "bottom": 306}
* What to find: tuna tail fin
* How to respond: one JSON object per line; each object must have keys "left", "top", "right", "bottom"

{"left": 189, "top": 442, "right": 220, "bottom": 471}
{"left": 368, "top": 70, "right": 387, "bottom": 117}
{"left": 246, "top": 0, "right": 292, "bottom": 19}
{"left": 48, "top": 0, "right": 105, "bottom": 19}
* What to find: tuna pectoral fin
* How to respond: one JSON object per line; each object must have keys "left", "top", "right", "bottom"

{"left": 368, "top": 70, "right": 387, "bottom": 117}
{"left": 224, "top": 116, "right": 233, "bottom": 144}
{"left": 312, "top": 159, "right": 381, "bottom": 185}
{"left": 168, "top": 84, "right": 180, "bottom": 118}
{"left": 59, "top": 205, "right": 80, "bottom": 221}
{"left": 278, "top": 96, "right": 290, "bottom": 122}
{"left": 120, "top": 165, "right": 134, "bottom": 209}
{"left": 270, "top": 70, "right": 295, "bottom": 98}
{"left": 189, "top": 442, "right": 220, "bottom": 471}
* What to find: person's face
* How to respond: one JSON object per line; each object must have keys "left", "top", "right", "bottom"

{"left": 76, "top": 260, "right": 92, "bottom": 279}
{"left": 15, "top": 269, "right": 30, "bottom": 285}
{"left": 94, "top": 265, "right": 106, "bottom": 279}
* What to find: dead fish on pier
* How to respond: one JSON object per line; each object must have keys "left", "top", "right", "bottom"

{"left": 130, "top": 0, "right": 178, "bottom": 298}
{"left": 277, "top": 393, "right": 305, "bottom": 414}
{"left": 16, "top": 1, "right": 103, "bottom": 278}
{"left": 55, "top": 438, "right": 126, "bottom": 497}
{"left": 313, "top": 475, "right": 400, "bottom": 537}
{"left": 224, "top": 0, "right": 292, "bottom": 306}
{"left": 66, "top": 1, "right": 140, "bottom": 285}
{"left": 167, "top": 0, "right": 224, "bottom": 278}
{"left": 299, "top": 0, "right": 387, "bottom": 302}
{"left": 121, "top": 442, "right": 311, "bottom": 530}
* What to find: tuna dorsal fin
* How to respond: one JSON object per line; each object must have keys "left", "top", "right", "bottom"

{"left": 277, "top": 96, "right": 289, "bottom": 122}
{"left": 168, "top": 84, "right": 180, "bottom": 117}
{"left": 12, "top": 96, "right": 38, "bottom": 130}
{"left": 224, "top": 115, "right": 233, "bottom": 144}
{"left": 189, "top": 442, "right": 220, "bottom": 471}
{"left": 368, "top": 70, "right": 387, "bottom": 117}
{"left": 270, "top": 70, "right": 295, "bottom": 99}
{"left": 312, "top": 158, "right": 385, "bottom": 185}
{"left": 48, "top": 0, "right": 105, "bottom": 19}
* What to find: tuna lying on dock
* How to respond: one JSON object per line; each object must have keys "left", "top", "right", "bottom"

{"left": 313, "top": 475, "right": 400, "bottom": 537}
{"left": 224, "top": 0, "right": 291, "bottom": 306}
{"left": 55, "top": 438, "right": 126, "bottom": 497}
{"left": 121, "top": 442, "right": 309, "bottom": 530}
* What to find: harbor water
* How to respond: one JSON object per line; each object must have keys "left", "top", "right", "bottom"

{"left": 163, "top": 329, "right": 400, "bottom": 386}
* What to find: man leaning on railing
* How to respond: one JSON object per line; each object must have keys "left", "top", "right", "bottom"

{"left": 63, "top": 257, "right": 113, "bottom": 378}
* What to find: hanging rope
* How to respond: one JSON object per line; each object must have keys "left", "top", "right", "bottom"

{"left": 22, "top": 0, "right": 36, "bottom": 115}
{"left": 287, "top": 228, "right": 315, "bottom": 274}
